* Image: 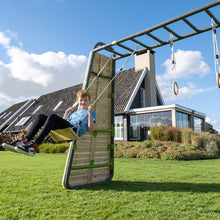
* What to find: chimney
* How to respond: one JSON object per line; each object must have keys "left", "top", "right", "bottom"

{"left": 135, "top": 50, "right": 157, "bottom": 107}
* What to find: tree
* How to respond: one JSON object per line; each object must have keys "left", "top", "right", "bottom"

{"left": 205, "top": 122, "right": 219, "bottom": 135}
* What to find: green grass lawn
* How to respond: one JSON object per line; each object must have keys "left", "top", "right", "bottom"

{"left": 0, "top": 151, "right": 220, "bottom": 220}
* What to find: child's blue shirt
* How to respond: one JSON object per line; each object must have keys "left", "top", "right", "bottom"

{"left": 67, "top": 110, "right": 96, "bottom": 137}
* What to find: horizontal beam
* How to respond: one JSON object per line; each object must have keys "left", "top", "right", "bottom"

{"left": 92, "top": 1, "right": 220, "bottom": 59}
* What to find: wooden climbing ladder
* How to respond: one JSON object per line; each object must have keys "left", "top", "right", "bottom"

{"left": 62, "top": 52, "right": 115, "bottom": 189}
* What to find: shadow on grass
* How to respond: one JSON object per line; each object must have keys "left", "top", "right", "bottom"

{"left": 86, "top": 181, "right": 220, "bottom": 193}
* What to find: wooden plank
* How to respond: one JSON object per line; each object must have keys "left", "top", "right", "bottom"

{"left": 69, "top": 167, "right": 110, "bottom": 187}
{"left": 69, "top": 166, "right": 109, "bottom": 177}
{"left": 94, "top": 158, "right": 110, "bottom": 164}
{"left": 94, "top": 151, "right": 110, "bottom": 158}
{"left": 69, "top": 168, "right": 110, "bottom": 182}
{"left": 73, "top": 153, "right": 90, "bottom": 159}
{"left": 74, "top": 147, "right": 109, "bottom": 154}
{"left": 72, "top": 159, "right": 91, "bottom": 166}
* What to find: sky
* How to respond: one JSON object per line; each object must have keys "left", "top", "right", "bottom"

{"left": 0, "top": 0, "right": 220, "bottom": 131}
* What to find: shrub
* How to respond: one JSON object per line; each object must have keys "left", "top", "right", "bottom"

{"left": 38, "top": 143, "right": 69, "bottom": 153}
{"left": 114, "top": 138, "right": 219, "bottom": 161}
{"left": 1, "top": 126, "right": 220, "bottom": 160}
{"left": 167, "top": 126, "right": 181, "bottom": 142}
{"left": 0, "top": 130, "right": 28, "bottom": 145}
{"left": 37, "top": 126, "right": 220, "bottom": 159}
{"left": 0, "top": 133, "right": 12, "bottom": 144}
{"left": 137, "top": 148, "right": 160, "bottom": 159}
{"left": 205, "top": 141, "right": 219, "bottom": 155}
{"left": 136, "top": 140, "right": 152, "bottom": 149}
{"left": 203, "top": 133, "right": 220, "bottom": 154}
{"left": 191, "top": 134, "right": 203, "bottom": 149}
{"left": 180, "top": 128, "right": 193, "bottom": 144}
{"left": 150, "top": 126, "right": 165, "bottom": 141}
{"left": 150, "top": 125, "right": 181, "bottom": 142}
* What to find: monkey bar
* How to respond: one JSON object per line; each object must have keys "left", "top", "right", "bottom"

{"left": 93, "top": 1, "right": 220, "bottom": 60}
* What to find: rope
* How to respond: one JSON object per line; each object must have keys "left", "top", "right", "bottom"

{"left": 72, "top": 56, "right": 113, "bottom": 108}
{"left": 212, "top": 19, "right": 220, "bottom": 88}
{"left": 64, "top": 56, "right": 113, "bottom": 129}
{"left": 77, "top": 44, "right": 140, "bottom": 127}
{"left": 170, "top": 33, "right": 179, "bottom": 95}
{"left": 87, "top": 56, "right": 112, "bottom": 91}
{"left": 91, "top": 44, "right": 140, "bottom": 106}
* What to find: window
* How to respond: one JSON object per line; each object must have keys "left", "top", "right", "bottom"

{"left": 153, "top": 112, "right": 162, "bottom": 126}
{"left": 146, "top": 111, "right": 172, "bottom": 127}
{"left": 32, "top": 105, "right": 42, "bottom": 114}
{"left": 3, "top": 111, "right": 12, "bottom": 119}
{"left": 15, "top": 116, "right": 31, "bottom": 126}
{"left": 140, "top": 88, "right": 145, "bottom": 107}
{"left": 114, "top": 116, "right": 124, "bottom": 140}
{"left": 162, "top": 111, "right": 172, "bottom": 126}
{"left": 0, "top": 112, "right": 7, "bottom": 119}
{"left": 53, "top": 100, "right": 63, "bottom": 111}
{"left": 130, "top": 115, "right": 139, "bottom": 140}
{"left": 129, "top": 111, "right": 172, "bottom": 141}
{"left": 176, "top": 111, "right": 190, "bottom": 128}
{"left": 194, "top": 116, "right": 203, "bottom": 132}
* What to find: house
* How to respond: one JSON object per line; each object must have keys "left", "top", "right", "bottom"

{"left": 0, "top": 100, "right": 35, "bottom": 132}
{"left": 114, "top": 51, "right": 205, "bottom": 141}
{"left": 0, "top": 51, "right": 206, "bottom": 141}
{"left": 0, "top": 84, "right": 82, "bottom": 134}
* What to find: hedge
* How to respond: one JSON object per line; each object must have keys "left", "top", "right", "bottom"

{"left": 1, "top": 126, "right": 220, "bottom": 160}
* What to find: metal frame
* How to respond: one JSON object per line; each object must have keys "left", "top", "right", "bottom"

{"left": 63, "top": 1, "right": 220, "bottom": 189}
{"left": 93, "top": 1, "right": 220, "bottom": 60}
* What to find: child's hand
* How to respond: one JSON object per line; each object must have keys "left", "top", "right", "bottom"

{"left": 63, "top": 106, "right": 75, "bottom": 119}
{"left": 88, "top": 105, "right": 93, "bottom": 113}
{"left": 65, "top": 106, "right": 75, "bottom": 114}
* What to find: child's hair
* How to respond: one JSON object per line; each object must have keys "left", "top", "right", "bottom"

{"left": 76, "top": 90, "right": 91, "bottom": 100}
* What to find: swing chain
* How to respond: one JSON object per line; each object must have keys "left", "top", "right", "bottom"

{"left": 76, "top": 44, "right": 141, "bottom": 129}
{"left": 91, "top": 44, "right": 140, "bottom": 107}
{"left": 71, "top": 56, "right": 113, "bottom": 109}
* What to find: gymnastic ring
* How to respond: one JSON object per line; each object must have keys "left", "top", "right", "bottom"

{"left": 173, "top": 81, "right": 179, "bottom": 95}
{"left": 216, "top": 73, "right": 220, "bottom": 88}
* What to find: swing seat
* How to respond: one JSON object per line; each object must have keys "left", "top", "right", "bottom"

{"left": 50, "top": 128, "right": 79, "bottom": 142}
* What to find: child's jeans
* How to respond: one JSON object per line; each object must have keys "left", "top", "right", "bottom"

{"left": 25, "top": 114, "right": 73, "bottom": 145}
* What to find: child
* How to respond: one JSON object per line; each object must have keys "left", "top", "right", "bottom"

{"left": 3, "top": 90, "right": 96, "bottom": 156}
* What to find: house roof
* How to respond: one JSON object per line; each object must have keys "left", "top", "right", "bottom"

{"left": 0, "top": 101, "right": 26, "bottom": 124}
{"left": 114, "top": 68, "right": 145, "bottom": 114}
{"left": 1, "top": 67, "right": 162, "bottom": 133}
{"left": 4, "top": 84, "right": 82, "bottom": 133}
{"left": 0, "top": 100, "right": 31, "bottom": 132}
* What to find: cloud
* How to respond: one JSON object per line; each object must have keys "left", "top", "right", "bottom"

{"left": 6, "top": 47, "right": 87, "bottom": 87}
{"left": 0, "top": 31, "right": 88, "bottom": 112}
{"left": 206, "top": 117, "right": 218, "bottom": 124}
{"left": 157, "top": 49, "right": 211, "bottom": 101}
{"left": 157, "top": 80, "right": 204, "bottom": 101}
{"left": 159, "top": 49, "right": 210, "bottom": 81}
{"left": 0, "top": 32, "right": 10, "bottom": 48}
